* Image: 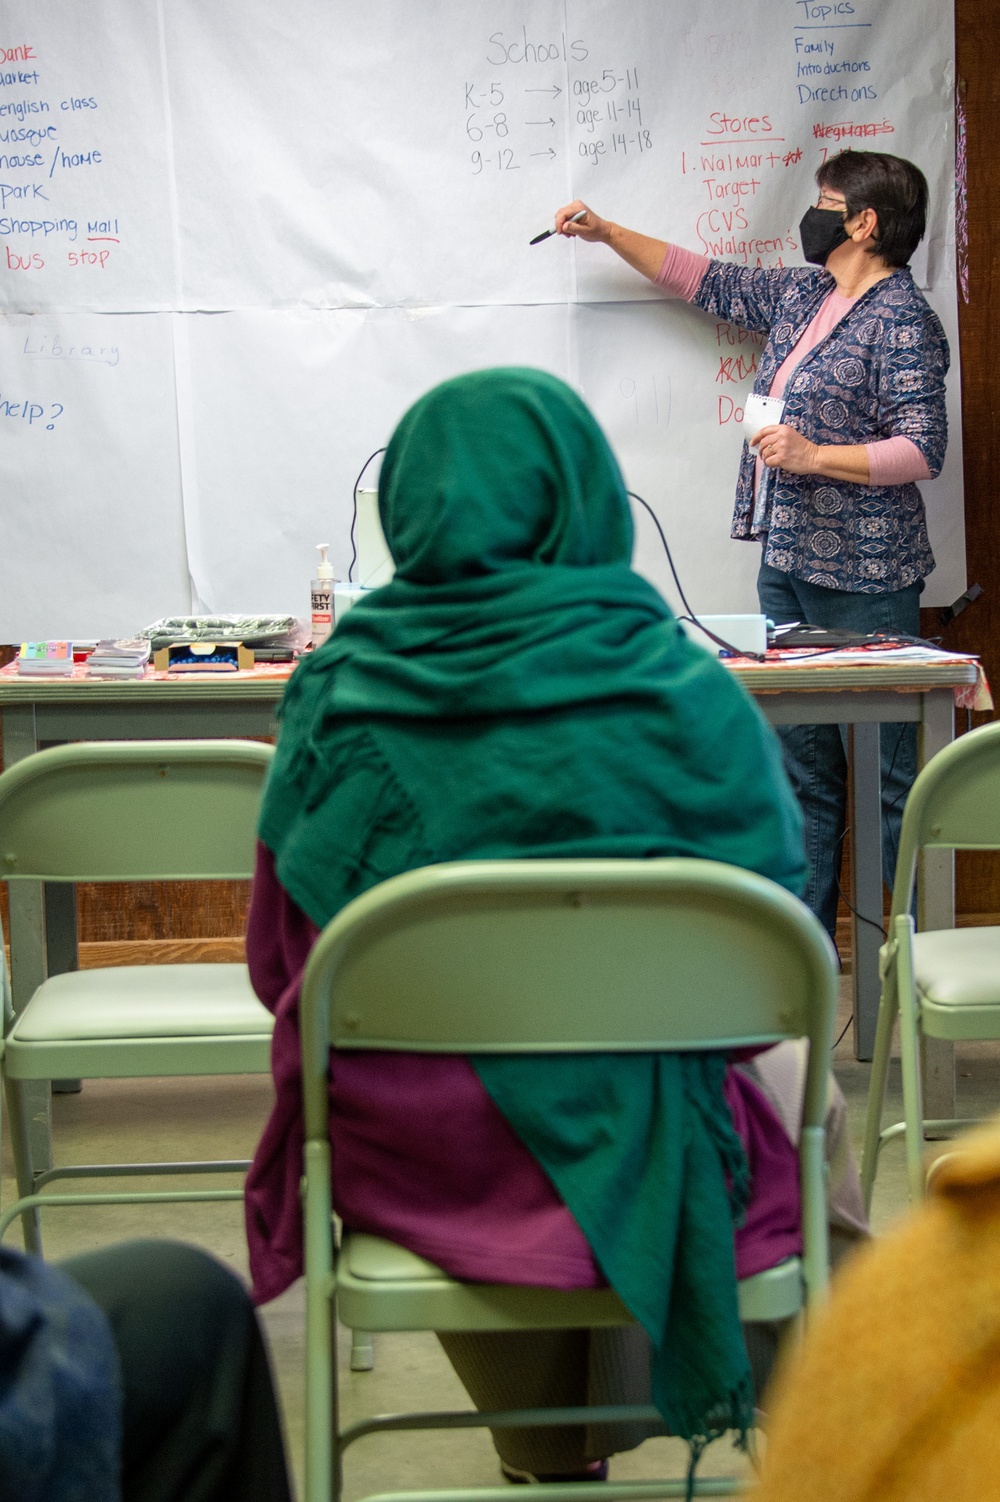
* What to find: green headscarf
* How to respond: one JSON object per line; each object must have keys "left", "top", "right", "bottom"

{"left": 261, "top": 367, "right": 806, "bottom": 1447}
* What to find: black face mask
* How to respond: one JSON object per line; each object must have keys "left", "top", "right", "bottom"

{"left": 799, "top": 205, "right": 850, "bottom": 266}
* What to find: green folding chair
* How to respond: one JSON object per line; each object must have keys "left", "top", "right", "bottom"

{"left": 300, "top": 857, "right": 839, "bottom": 1502}
{"left": 0, "top": 739, "right": 275, "bottom": 1250}
{"left": 862, "top": 719, "right": 1000, "bottom": 1209}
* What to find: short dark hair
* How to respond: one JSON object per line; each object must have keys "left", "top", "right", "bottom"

{"left": 816, "top": 150, "right": 928, "bottom": 267}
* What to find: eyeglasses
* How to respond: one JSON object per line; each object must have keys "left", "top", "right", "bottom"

{"left": 815, "top": 192, "right": 847, "bottom": 213}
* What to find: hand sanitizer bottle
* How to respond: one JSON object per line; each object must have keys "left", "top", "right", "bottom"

{"left": 311, "top": 544, "right": 336, "bottom": 648}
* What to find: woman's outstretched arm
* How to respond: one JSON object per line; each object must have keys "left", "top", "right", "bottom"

{"left": 554, "top": 200, "right": 668, "bottom": 282}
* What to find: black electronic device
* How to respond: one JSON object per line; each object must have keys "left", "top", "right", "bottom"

{"left": 938, "top": 583, "right": 983, "bottom": 626}
{"left": 768, "top": 625, "right": 881, "bottom": 649}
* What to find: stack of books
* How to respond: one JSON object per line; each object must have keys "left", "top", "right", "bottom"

{"left": 85, "top": 639, "right": 152, "bottom": 680}
{"left": 17, "top": 642, "right": 75, "bottom": 676}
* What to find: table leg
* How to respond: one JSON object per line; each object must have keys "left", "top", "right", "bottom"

{"left": 36, "top": 742, "right": 81, "bottom": 1094}
{"left": 43, "top": 883, "right": 77, "bottom": 979}
{"left": 918, "top": 689, "right": 956, "bottom": 1120}
{"left": 850, "top": 721, "right": 884, "bottom": 1061}
{"left": 44, "top": 884, "right": 82, "bottom": 1096}
{"left": 1, "top": 706, "right": 50, "bottom": 1249}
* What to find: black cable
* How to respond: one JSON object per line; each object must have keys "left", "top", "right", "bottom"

{"left": 830, "top": 722, "right": 910, "bottom": 941}
{"left": 348, "top": 448, "right": 388, "bottom": 583}
{"left": 833, "top": 823, "right": 888, "bottom": 941}
{"left": 845, "top": 706, "right": 978, "bottom": 930}
{"left": 832, "top": 1014, "right": 852, "bottom": 1050}
{"left": 777, "top": 630, "right": 945, "bottom": 662}
{"left": 626, "top": 491, "right": 766, "bottom": 661}
{"left": 864, "top": 630, "right": 945, "bottom": 649}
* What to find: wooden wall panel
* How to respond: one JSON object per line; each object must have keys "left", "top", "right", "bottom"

{"left": 925, "top": 0, "right": 1000, "bottom": 916}
{"left": 74, "top": 880, "right": 251, "bottom": 941}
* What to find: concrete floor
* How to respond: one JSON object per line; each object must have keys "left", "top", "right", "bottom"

{"left": 2, "top": 978, "right": 997, "bottom": 1500}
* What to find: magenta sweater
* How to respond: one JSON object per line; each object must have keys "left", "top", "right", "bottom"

{"left": 244, "top": 843, "right": 803, "bottom": 1305}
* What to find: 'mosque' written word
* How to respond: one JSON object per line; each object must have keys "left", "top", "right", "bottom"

{"left": 0, "top": 124, "right": 57, "bottom": 145}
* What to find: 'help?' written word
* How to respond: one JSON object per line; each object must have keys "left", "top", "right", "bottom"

{"left": 0, "top": 392, "right": 64, "bottom": 428}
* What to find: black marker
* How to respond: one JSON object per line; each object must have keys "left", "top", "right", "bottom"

{"left": 530, "top": 209, "right": 587, "bottom": 245}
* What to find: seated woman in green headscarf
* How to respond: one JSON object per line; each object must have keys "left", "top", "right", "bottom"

{"left": 245, "top": 367, "right": 867, "bottom": 1478}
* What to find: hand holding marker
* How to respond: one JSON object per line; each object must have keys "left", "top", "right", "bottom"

{"left": 537, "top": 200, "right": 616, "bottom": 245}
{"left": 529, "top": 208, "right": 587, "bottom": 245}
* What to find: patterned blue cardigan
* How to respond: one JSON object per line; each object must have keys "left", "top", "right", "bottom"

{"left": 694, "top": 262, "right": 949, "bottom": 593}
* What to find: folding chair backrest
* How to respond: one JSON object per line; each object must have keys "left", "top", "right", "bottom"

{"left": 0, "top": 740, "right": 274, "bottom": 883}
{"left": 300, "top": 857, "right": 838, "bottom": 1141}
{"left": 891, "top": 721, "right": 1000, "bottom": 920}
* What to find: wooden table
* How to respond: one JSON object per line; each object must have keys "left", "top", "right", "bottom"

{"left": 0, "top": 652, "right": 982, "bottom": 1167}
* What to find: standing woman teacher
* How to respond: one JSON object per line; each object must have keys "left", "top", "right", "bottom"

{"left": 555, "top": 150, "right": 949, "bottom": 939}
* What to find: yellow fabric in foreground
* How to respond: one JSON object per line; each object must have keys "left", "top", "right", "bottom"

{"left": 755, "top": 1118, "right": 1000, "bottom": 1501}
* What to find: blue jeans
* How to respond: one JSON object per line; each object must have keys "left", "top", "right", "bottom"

{"left": 757, "top": 558, "right": 922, "bottom": 940}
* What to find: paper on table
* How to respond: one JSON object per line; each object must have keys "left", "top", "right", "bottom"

{"left": 777, "top": 646, "right": 979, "bottom": 665}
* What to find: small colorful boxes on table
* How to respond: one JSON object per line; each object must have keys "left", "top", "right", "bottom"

{"left": 17, "top": 641, "right": 75, "bottom": 676}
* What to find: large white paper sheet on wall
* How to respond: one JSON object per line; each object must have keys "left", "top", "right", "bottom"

{"left": 0, "top": 0, "right": 964, "bottom": 636}
{"left": 161, "top": 0, "right": 577, "bottom": 311}
{"left": 175, "top": 288, "right": 966, "bottom": 620}
{"left": 568, "top": 0, "right": 954, "bottom": 303}
{"left": 0, "top": 312, "right": 190, "bottom": 639}
{"left": 0, "top": 1, "right": 176, "bottom": 311}
{"left": 179, "top": 303, "right": 573, "bottom": 614}
{"left": 574, "top": 298, "right": 765, "bottom": 614}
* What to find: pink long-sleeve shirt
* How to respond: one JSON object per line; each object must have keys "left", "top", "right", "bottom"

{"left": 655, "top": 244, "right": 931, "bottom": 487}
